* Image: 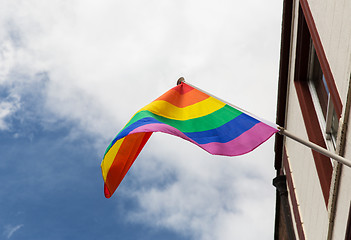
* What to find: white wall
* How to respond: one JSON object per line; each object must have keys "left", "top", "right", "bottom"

{"left": 308, "top": 0, "right": 351, "bottom": 103}
{"left": 283, "top": 1, "right": 332, "bottom": 238}
{"left": 307, "top": 0, "right": 351, "bottom": 239}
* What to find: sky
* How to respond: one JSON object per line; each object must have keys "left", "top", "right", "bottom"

{"left": 0, "top": 1, "right": 283, "bottom": 239}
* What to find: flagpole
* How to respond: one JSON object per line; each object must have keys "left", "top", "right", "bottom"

{"left": 278, "top": 127, "right": 351, "bottom": 167}
{"left": 177, "top": 77, "right": 351, "bottom": 168}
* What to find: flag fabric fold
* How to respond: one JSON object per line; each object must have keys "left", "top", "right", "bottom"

{"left": 101, "top": 82, "right": 278, "bottom": 198}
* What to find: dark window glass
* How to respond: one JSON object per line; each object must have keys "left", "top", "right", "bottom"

{"left": 308, "top": 46, "right": 328, "bottom": 118}
{"left": 308, "top": 43, "right": 339, "bottom": 145}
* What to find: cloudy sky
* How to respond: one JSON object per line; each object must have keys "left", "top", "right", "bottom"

{"left": 0, "top": 1, "right": 282, "bottom": 239}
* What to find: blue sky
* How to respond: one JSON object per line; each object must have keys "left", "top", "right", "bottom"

{"left": 0, "top": 120, "right": 184, "bottom": 240}
{"left": 0, "top": 1, "right": 282, "bottom": 239}
{"left": 0, "top": 76, "right": 186, "bottom": 240}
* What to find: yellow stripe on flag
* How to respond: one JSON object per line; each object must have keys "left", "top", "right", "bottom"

{"left": 139, "top": 97, "right": 225, "bottom": 120}
{"left": 101, "top": 138, "right": 124, "bottom": 181}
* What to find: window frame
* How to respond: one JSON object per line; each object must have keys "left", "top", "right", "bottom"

{"left": 293, "top": 4, "right": 334, "bottom": 207}
{"left": 307, "top": 44, "right": 339, "bottom": 150}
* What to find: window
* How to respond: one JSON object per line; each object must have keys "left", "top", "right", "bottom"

{"left": 307, "top": 43, "right": 339, "bottom": 149}
{"left": 293, "top": 4, "right": 333, "bottom": 206}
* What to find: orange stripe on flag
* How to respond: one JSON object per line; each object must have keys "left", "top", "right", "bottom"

{"left": 104, "top": 132, "right": 152, "bottom": 198}
{"left": 155, "top": 88, "right": 209, "bottom": 108}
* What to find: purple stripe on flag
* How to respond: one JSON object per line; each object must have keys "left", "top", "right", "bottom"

{"left": 129, "top": 122, "right": 278, "bottom": 156}
{"left": 200, "top": 122, "right": 278, "bottom": 155}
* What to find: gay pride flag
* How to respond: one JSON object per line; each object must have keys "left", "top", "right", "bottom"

{"left": 101, "top": 82, "right": 278, "bottom": 198}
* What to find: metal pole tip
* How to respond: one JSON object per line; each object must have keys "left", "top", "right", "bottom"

{"left": 177, "top": 77, "right": 185, "bottom": 85}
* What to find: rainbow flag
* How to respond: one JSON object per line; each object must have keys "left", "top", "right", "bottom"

{"left": 101, "top": 82, "right": 278, "bottom": 198}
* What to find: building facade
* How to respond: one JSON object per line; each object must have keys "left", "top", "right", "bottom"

{"left": 274, "top": 0, "right": 351, "bottom": 239}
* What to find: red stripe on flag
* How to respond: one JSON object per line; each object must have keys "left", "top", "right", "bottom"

{"left": 154, "top": 88, "right": 209, "bottom": 108}
{"left": 104, "top": 132, "right": 152, "bottom": 198}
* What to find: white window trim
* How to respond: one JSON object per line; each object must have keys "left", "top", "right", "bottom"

{"left": 307, "top": 81, "right": 336, "bottom": 151}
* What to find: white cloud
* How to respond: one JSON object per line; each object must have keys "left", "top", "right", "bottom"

{"left": 0, "top": 40, "right": 15, "bottom": 84}
{"left": 1, "top": 0, "right": 282, "bottom": 239}
{"left": 121, "top": 134, "right": 276, "bottom": 239}
{"left": 3, "top": 224, "right": 24, "bottom": 239}
{"left": 0, "top": 94, "right": 20, "bottom": 130}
